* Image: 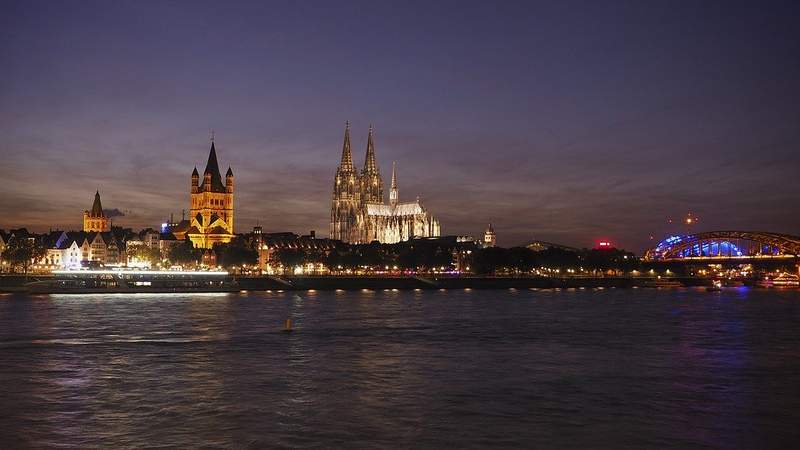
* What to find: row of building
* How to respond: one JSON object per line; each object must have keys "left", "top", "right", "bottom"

{"left": 2, "top": 125, "right": 500, "bottom": 271}
{"left": 177, "top": 123, "right": 447, "bottom": 248}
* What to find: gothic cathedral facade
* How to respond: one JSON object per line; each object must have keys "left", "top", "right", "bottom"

{"left": 330, "top": 123, "right": 440, "bottom": 244}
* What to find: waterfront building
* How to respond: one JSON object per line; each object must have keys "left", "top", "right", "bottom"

{"left": 135, "top": 228, "right": 161, "bottom": 249}
{"left": 186, "top": 138, "right": 235, "bottom": 248}
{"left": 201, "top": 249, "right": 217, "bottom": 267}
{"left": 483, "top": 224, "right": 497, "bottom": 248}
{"left": 330, "top": 123, "right": 440, "bottom": 244}
{"left": 83, "top": 191, "right": 111, "bottom": 232}
{"left": 43, "top": 230, "right": 125, "bottom": 269}
{"left": 248, "top": 228, "right": 338, "bottom": 275}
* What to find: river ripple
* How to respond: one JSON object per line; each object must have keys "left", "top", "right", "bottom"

{"left": 1, "top": 287, "right": 799, "bottom": 449}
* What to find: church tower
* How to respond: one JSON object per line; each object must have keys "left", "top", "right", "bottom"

{"left": 483, "top": 223, "right": 497, "bottom": 248}
{"left": 360, "top": 125, "right": 384, "bottom": 204}
{"left": 83, "top": 190, "right": 111, "bottom": 232}
{"left": 187, "top": 136, "right": 235, "bottom": 248}
{"left": 330, "top": 122, "right": 361, "bottom": 241}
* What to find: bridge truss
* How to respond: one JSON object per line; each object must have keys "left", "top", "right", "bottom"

{"left": 644, "top": 231, "right": 800, "bottom": 261}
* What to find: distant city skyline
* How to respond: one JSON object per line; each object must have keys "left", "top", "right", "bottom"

{"left": 2, "top": 1, "right": 799, "bottom": 251}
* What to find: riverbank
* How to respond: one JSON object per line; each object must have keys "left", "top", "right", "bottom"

{"left": 0, "top": 274, "right": 727, "bottom": 293}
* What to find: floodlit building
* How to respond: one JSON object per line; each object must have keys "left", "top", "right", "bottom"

{"left": 330, "top": 123, "right": 440, "bottom": 244}
{"left": 483, "top": 223, "right": 497, "bottom": 248}
{"left": 186, "top": 138, "right": 235, "bottom": 248}
{"left": 83, "top": 191, "right": 111, "bottom": 232}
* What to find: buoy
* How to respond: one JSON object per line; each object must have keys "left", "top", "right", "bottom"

{"left": 283, "top": 318, "right": 293, "bottom": 333}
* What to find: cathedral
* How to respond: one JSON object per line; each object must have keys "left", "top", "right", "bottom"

{"left": 186, "top": 138, "right": 235, "bottom": 248}
{"left": 330, "top": 123, "right": 440, "bottom": 244}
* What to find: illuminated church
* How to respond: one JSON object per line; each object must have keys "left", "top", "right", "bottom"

{"left": 331, "top": 123, "right": 440, "bottom": 244}
{"left": 186, "top": 138, "right": 235, "bottom": 248}
{"left": 83, "top": 190, "right": 111, "bottom": 232}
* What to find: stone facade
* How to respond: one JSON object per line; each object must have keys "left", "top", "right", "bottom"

{"left": 83, "top": 191, "right": 111, "bottom": 232}
{"left": 330, "top": 123, "right": 440, "bottom": 244}
{"left": 186, "top": 139, "right": 235, "bottom": 248}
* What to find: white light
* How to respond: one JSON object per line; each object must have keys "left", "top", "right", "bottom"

{"left": 52, "top": 269, "right": 228, "bottom": 276}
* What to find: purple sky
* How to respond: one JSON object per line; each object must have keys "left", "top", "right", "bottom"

{"left": 1, "top": 1, "right": 798, "bottom": 251}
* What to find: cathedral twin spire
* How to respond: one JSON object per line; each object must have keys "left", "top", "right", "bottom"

{"left": 338, "top": 122, "right": 381, "bottom": 178}
{"left": 340, "top": 121, "right": 354, "bottom": 170}
{"left": 362, "top": 125, "right": 379, "bottom": 176}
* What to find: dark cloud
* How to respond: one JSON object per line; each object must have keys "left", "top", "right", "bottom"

{"left": 103, "top": 208, "right": 125, "bottom": 218}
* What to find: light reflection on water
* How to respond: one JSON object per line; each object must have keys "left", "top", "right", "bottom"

{"left": 1, "top": 288, "right": 799, "bottom": 448}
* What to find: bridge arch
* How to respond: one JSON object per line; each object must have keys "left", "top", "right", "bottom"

{"left": 644, "top": 231, "right": 800, "bottom": 261}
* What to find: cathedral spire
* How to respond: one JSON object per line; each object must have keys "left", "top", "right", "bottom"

{"left": 339, "top": 121, "right": 353, "bottom": 169}
{"left": 390, "top": 161, "right": 397, "bottom": 190}
{"left": 363, "top": 124, "right": 379, "bottom": 175}
{"left": 389, "top": 161, "right": 398, "bottom": 207}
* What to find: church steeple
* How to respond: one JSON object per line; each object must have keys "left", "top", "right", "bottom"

{"left": 201, "top": 141, "right": 225, "bottom": 192}
{"left": 339, "top": 121, "right": 354, "bottom": 170}
{"left": 389, "top": 161, "right": 398, "bottom": 207}
{"left": 91, "top": 190, "right": 104, "bottom": 217}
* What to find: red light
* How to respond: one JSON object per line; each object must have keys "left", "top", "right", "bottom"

{"left": 596, "top": 241, "right": 613, "bottom": 249}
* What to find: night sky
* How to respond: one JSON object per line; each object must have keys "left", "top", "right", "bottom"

{"left": 2, "top": 1, "right": 798, "bottom": 251}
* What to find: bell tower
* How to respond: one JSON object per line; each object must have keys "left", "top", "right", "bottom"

{"left": 331, "top": 121, "right": 361, "bottom": 242}
{"left": 188, "top": 135, "right": 235, "bottom": 248}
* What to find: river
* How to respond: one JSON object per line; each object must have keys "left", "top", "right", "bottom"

{"left": 1, "top": 287, "right": 799, "bottom": 449}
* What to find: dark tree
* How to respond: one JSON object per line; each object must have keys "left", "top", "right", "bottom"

{"left": 272, "top": 248, "right": 307, "bottom": 275}
{"left": 168, "top": 238, "right": 203, "bottom": 266}
{"left": 1, "top": 237, "right": 46, "bottom": 275}
{"left": 214, "top": 237, "right": 258, "bottom": 268}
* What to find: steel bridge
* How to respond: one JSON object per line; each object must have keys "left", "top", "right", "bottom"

{"left": 644, "top": 231, "right": 800, "bottom": 261}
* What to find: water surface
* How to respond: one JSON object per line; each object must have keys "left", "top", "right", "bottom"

{"left": 1, "top": 288, "right": 799, "bottom": 449}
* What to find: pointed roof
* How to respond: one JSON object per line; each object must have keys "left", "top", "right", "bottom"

{"left": 91, "top": 191, "right": 104, "bottom": 217}
{"left": 362, "top": 124, "right": 379, "bottom": 175}
{"left": 390, "top": 161, "right": 397, "bottom": 190}
{"left": 339, "top": 121, "right": 354, "bottom": 170}
{"left": 192, "top": 166, "right": 199, "bottom": 177}
{"left": 200, "top": 141, "right": 226, "bottom": 192}
{"left": 226, "top": 166, "right": 233, "bottom": 177}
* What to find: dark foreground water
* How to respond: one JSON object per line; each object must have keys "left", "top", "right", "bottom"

{"left": 1, "top": 288, "right": 800, "bottom": 449}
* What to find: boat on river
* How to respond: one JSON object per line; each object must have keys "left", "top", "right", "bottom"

{"left": 640, "top": 278, "right": 683, "bottom": 288}
{"left": 758, "top": 273, "right": 800, "bottom": 289}
{"left": 25, "top": 269, "right": 238, "bottom": 294}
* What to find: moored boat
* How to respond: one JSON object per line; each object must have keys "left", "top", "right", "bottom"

{"left": 25, "top": 269, "right": 238, "bottom": 294}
